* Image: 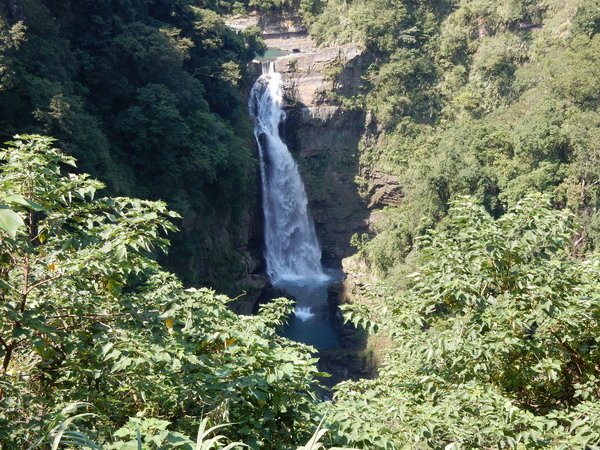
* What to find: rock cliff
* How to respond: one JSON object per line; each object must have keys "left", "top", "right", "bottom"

{"left": 231, "top": 12, "right": 377, "bottom": 264}
{"left": 275, "top": 43, "right": 370, "bottom": 265}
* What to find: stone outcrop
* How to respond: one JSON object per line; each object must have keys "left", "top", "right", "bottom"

{"left": 286, "top": 106, "right": 368, "bottom": 263}
{"left": 272, "top": 42, "right": 370, "bottom": 264}
{"left": 367, "top": 169, "right": 402, "bottom": 207}
{"left": 227, "top": 11, "right": 305, "bottom": 36}
{"left": 232, "top": 12, "right": 373, "bottom": 264}
{"left": 274, "top": 43, "right": 362, "bottom": 106}
{"left": 229, "top": 273, "right": 270, "bottom": 315}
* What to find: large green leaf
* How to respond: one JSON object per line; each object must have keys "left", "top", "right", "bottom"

{"left": 0, "top": 206, "right": 24, "bottom": 237}
{"left": 2, "top": 194, "right": 44, "bottom": 211}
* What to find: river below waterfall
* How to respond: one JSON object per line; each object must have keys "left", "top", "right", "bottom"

{"left": 278, "top": 268, "right": 343, "bottom": 350}
{"left": 249, "top": 62, "right": 343, "bottom": 351}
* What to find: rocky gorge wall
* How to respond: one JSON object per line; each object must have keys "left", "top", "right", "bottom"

{"left": 246, "top": 11, "right": 401, "bottom": 263}
{"left": 228, "top": 12, "right": 373, "bottom": 314}
{"left": 275, "top": 46, "right": 370, "bottom": 265}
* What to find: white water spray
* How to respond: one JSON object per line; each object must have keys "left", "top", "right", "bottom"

{"left": 249, "top": 62, "right": 327, "bottom": 290}
{"left": 294, "top": 306, "right": 315, "bottom": 322}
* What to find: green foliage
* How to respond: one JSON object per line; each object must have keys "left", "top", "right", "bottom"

{"left": 330, "top": 196, "right": 600, "bottom": 448}
{"left": 38, "top": 403, "right": 355, "bottom": 450}
{"left": 0, "top": 0, "right": 264, "bottom": 288}
{"left": 571, "top": 0, "right": 600, "bottom": 37}
{"left": 304, "top": 2, "right": 600, "bottom": 448}
{"left": 0, "top": 17, "right": 25, "bottom": 91}
{"left": 107, "top": 416, "right": 248, "bottom": 450}
{"left": 221, "top": 0, "right": 323, "bottom": 25}
{"left": 313, "top": 0, "right": 600, "bottom": 274}
{"left": 0, "top": 205, "right": 24, "bottom": 238}
{"left": 0, "top": 136, "right": 323, "bottom": 449}
{"left": 222, "top": 0, "right": 302, "bottom": 13}
{"left": 3, "top": 1, "right": 600, "bottom": 448}
{"left": 27, "top": 403, "right": 99, "bottom": 450}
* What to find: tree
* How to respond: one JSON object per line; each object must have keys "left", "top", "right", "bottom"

{"left": 0, "top": 0, "right": 262, "bottom": 289}
{"left": 333, "top": 195, "right": 600, "bottom": 448}
{"left": 0, "top": 136, "right": 321, "bottom": 448}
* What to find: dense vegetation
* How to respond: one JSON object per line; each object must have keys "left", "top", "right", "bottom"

{"left": 309, "top": 0, "right": 600, "bottom": 276}
{"left": 222, "top": 0, "right": 321, "bottom": 22}
{"left": 2, "top": 140, "right": 599, "bottom": 448}
{"left": 335, "top": 196, "right": 600, "bottom": 448}
{"left": 0, "top": 0, "right": 266, "bottom": 289}
{"left": 0, "top": 136, "right": 324, "bottom": 448}
{"left": 303, "top": 0, "right": 600, "bottom": 447}
{"left": 2, "top": 0, "right": 600, "bottom": 448}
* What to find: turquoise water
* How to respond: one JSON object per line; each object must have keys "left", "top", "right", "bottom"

{"left": 256, "top": 48, "right": 291, "bottom": 61}
{"left": 277, "top": 269, "right": 344, "bottom": 350}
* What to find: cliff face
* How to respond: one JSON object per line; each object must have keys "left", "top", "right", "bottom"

{"left": 231, "top": 11, "right": 401, "bottom": 266}
{"left": 228, "top": 11, "right": 402, "bottom": 315}
{"left": 227, "top": 11, "right": 398, "bottom": 380}
{"left": 274, "top": 41, "right": 370, "bottom": 265}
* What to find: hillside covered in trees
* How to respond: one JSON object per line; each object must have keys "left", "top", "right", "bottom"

{"left": 0, "top": 0, "right": 266, "bottom": 289}
{"left": 309, "top": 0, "right": 600, "bottom": 276}
{"left": 307, "top": 0, "right": 600, "bottom": 447}
{"left": 1, "top": 0, "right": 600, "bottom": 448}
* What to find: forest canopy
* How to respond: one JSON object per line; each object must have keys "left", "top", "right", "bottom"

{"left": 0, "top": 135, "right": 322, "bottom": 448}
{"left": 1, "top": 0, "right": 600, "bottom": 448}
{"left": 0, "top": 0, "right": 267, "bottom": 290}
{"left": 308, "top": 0, "right": 600, "bottom": 277}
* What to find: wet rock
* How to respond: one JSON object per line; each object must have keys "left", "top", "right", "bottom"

{"left": 273, "top": 44, "right": 369, "bottom": 263}
{"left": 317, "top": 347, "right": 376, "bottom": 388}
{"left": 257, "top": 283, "right": 291, "bottom": 304}
{"left": 241, "top": 12, "right": 371, "bottom": 265}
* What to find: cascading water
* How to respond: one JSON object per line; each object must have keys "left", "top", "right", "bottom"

{"left": 249, "top": 62, "right": 341, "bottom": 349}
{"left": 249, "top": 62, "right": 327, "bottom": 285}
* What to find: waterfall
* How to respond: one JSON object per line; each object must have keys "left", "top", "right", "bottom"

{"left": 249, "top": 62, "right": 327, "bottom": 285}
